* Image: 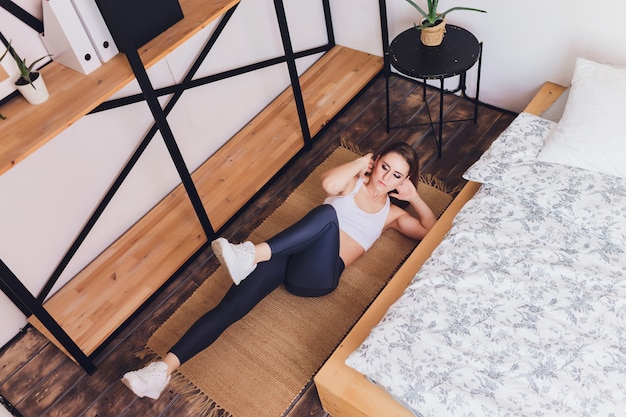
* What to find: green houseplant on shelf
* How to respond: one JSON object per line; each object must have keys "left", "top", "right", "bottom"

{"left": 1, "top": 39, "right": 51, "bottom": 105}
{"left": 403, "top": 0, "right": 486, "bottom": 46}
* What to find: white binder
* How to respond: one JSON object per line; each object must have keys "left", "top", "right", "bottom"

{"left": 40, "top": 0, "right": 101, "bottom": 75}
{"left": 69, "top": 0, "right": 119, "bottom": 63}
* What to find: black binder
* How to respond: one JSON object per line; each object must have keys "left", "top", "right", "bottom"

{"left": 95, "top": 0, "right": 184, "bottom": 52}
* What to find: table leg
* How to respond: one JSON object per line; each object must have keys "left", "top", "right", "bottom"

{"left": 474, "top": 42, "right": 483, "bottom": 123}
{"left": 437, "top": 78, "right": 444, "bottom": 158}
{"left": 385, "top": 69, "right": 390, "bottom": 132}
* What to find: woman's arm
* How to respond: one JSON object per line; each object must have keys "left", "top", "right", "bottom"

{"left": 387, "top": 180, "right": 437, "bottom": 240}
{"left": 321, "top": 153, "right": 373, "bottom": 195}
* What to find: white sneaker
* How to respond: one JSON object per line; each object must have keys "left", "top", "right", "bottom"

{"left": 211, "top": 238, "right": 257, "bottom": 285}
{"left": 121, "top": 361, "right": 170, "bottom": 400}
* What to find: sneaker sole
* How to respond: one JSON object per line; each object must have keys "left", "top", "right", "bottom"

{"left": 121, "top": 376, "right": 140, "bottom": 396}
{"left": 121, "top": 375, "right": 167, "bottom": 400}
{"left": 211, "top": 238, "right": 241, "bottom": 285}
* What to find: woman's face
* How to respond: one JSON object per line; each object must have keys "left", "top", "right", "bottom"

{"left": 370, "top": 151, "right": 410, "bottom": 192}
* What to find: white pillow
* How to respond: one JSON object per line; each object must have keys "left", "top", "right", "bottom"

{"left": 537, "top": 58, "right": 626, "bottom": 179}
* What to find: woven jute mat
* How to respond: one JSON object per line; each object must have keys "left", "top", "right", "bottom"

{"left": 146, "top": 146, "right": 454, "bottom": 417}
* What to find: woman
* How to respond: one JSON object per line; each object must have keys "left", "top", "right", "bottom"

{"left": 122, "top": 142, "right": 436, "bottom": 399}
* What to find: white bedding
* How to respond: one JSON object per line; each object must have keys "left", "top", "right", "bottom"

{"left": 345, "top": 113, "right": 626, "bottom": 417}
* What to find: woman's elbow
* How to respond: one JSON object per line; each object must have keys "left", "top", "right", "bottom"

{"left": 321, "top": 175, "right": 340, "bottom": 195}
{"left": 423, "top": 216, "right": 437, "bottom": 232}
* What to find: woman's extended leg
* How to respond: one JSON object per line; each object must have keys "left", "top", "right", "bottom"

{"left": 121, "top": 255, "right": 288, "bottom": 399}
{"left": 168, "top": 257, "right": 287, "bottom": 363}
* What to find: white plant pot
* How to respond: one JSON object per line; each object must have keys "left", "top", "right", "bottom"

{"left": 16, "top": 72, "right": 50, "bottom": 105}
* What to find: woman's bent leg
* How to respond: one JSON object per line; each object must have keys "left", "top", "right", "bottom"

{"left": 284, "top": 250, "right": 344, "bottom": 297}
{"left": 212, "top": 205, "right": 341, "bottom": 285}
{"left": 268, "top": 204, "right": 339, "bottom": 257}
{"left": 268, "top": 205, "right": 345, "bottom": 296}
{"left": 169, "top": 255, "right": 287, "bottom": 364}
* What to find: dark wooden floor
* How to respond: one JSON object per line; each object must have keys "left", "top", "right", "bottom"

{"left": 0, "top": 73, "right": 516, "bottom": 417}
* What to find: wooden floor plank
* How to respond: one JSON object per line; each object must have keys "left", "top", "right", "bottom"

{"left": 2, "top": 344, "right": 76, "bottom": 411}
{"left": 284, "top": 384, "right": 328, "bottom": 417}
{"left": 0, "top": 327, "right": 48, "bottom": 385}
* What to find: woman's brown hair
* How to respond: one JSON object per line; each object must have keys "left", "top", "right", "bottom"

{"left": 374, "top": 142, "right": 420, "bottom": 183}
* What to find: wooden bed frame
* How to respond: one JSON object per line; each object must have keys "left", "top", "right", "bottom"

{"left": 314, "top": 82, "right": 568, "bottom": 417}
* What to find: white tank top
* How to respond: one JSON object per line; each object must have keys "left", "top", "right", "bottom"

{"left": 323, "top": 177, "right": 390, "bottom": 251}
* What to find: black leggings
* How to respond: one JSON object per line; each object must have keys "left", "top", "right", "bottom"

{"left": 170, "top": 204, "right": 344, "bottom": 364}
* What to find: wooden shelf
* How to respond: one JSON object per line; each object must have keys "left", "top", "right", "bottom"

{"left": 29, "top": 46, "right": 383, "bottom": 357}
{"left": 0, "top": 0, "right": 240, "bottom": 176}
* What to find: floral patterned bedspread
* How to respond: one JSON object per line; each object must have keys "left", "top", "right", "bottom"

{"left": 345, "top": 113, "right": 626, "bottom": 417}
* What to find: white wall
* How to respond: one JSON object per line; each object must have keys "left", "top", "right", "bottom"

{"left": 1, "top": 0, "right": 626, "bottom": 348}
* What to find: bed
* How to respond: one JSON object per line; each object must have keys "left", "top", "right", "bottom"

{"left": 314, "top": 57, "right": 626, "bottom": 417}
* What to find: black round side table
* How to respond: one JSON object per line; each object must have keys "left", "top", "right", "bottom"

{"left": 385, "top": 25, "right": 482, "bottom": 157}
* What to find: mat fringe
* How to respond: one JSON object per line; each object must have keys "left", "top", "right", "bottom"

{"left": 419, "top": 173, "right": 461, "bottom": 196}
{"left": 339, "top": 137, "right": 372, "bottom": 156}
{"left": 135, "top": 345, "right": 156, "bottom": 361}
{"left": 134, "top": 347, "right": 233, "bottom": 417}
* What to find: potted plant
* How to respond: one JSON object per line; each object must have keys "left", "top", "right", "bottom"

{"left": 0, "top": 40, "right": 51, "bottom": 105}
{"left": 403, "top": 0, "right": 486, "bottom": 46}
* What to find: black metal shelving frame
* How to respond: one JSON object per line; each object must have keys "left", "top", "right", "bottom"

{"left": 0, "top": 0, "right": 339, "bottom": 373}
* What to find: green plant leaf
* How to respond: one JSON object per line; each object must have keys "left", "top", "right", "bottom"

{"left": 1, "top": 39, "right": 51, "bottom": 86}
{"left": 403, "top": 0, "right": 486, "bottom": 27}
{"left": 26, "top": 55, "right": 52, "bottom": 73}
{"left": 438, "top": 6, "right": 487, "bottom": 17}
{"left": 430, "top": 0, "right": 438, "bottom": 18}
